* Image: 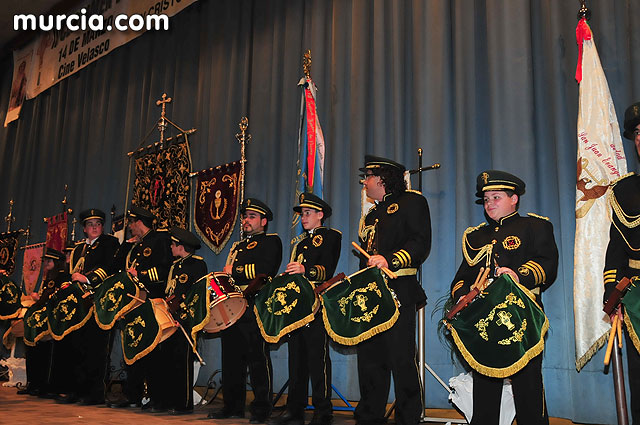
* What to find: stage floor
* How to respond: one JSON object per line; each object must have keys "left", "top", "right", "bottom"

{"left": 0, "top": 385, "right": 586, "bottom": 424}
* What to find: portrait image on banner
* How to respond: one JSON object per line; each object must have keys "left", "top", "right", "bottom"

{"left": 194, "top": 161, "right": 241, "bottom": 254}
{"left": 23, "top": 243, "right": 45, "bottom": 295}
{"left": 0, "top": 231, "right": 20, "bottom": 274}
{"left": 133, "top": 139, "right": 192, "bottom": 229}
{"left": 45, "top": 212, "right": 68, "bottom": 252}
{"left": 4, "top": 46, "right": 33, "bottom": 127}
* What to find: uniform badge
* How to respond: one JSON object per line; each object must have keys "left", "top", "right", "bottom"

{"left": 518, "top": 266, "right": 530, "bottom": 276}
{"left": 178, "top": 273, "right": 189, "bottom": 284}
{"left": 391, "top": 257, "right": 401, "bottom": 269}
{"left": 236, "top": 265, "right": 244, "bottom": 274}
{"left": 143, "top": 247, "right": 152, "bottom": 257}
{"left": 47, "top": 280, "right": 55, "bottom": 288}
{"left": 482, "top": 172, "right": 489, "bottom": 184}
{"left": 387, "top": 203, "right": 399, "bottom": 214}
{"left": 502, "top": 236, "right": 521, "bottom": 250}
{"left": 312, "top": 235, "right": 323, "bottom": 247}
{"left": 247, "top": 241, "right": 258, "bottom": 250}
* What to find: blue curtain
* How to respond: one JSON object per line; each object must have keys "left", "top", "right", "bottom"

{"left": 1, "top": 1, "right": 639, "bottom": 422}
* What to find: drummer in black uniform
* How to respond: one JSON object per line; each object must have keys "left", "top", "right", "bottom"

{"left": 603, "top": 102, "right": 640, "bottom": 425}
{"left": 208, "top": 198, "right": 282, "bottom": 423}
{"left": 106, "top": 206, "right": 172, "bottom": 409}
{"left": 449, "top": 170, "right": 558, "bottom": 425}
{"left": 68, "top": 208, "right": 120, "bottom": 405}
{"left": 152, "top": 226, "right": 208, "bottom": 415}
{"left": 269, "top": 193, "right": 341, "bottom": 425}
{"left": 356, "top": 155, "right": 431, "bottom": 425}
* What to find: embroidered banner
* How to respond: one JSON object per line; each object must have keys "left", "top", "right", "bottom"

{"left": 45, "top": 212, "right": 68, "bottom": 252}
{"left": 622, "top": 281, "right": 640, "bottom": 355}
{"left": 0, "top": 231, "right": 20, "bottom": 275}
{"left": 0, "top": 276, "right": 22, "bottom": 320}
{"left": 120, "top": 300, "right": 161, "bottom": 365}
{"left": 444, "top": 275, "right": 549, "bottom": 378}
{"left": 321, "top": 267, "right": 399, "bottom": 346}
{"left": 22, "top": 243, "right": 45, "bottom": 295}
{"left": 93, "top": 271, "right": 141, "bottom": 330}
{"left": 254, "top": 273, "right": 318, "bottom": 343}
{"left": 133, "top": 139, "right": 192, "bottom": 229}
{"left": 47, "top": 282, "right": 93, "bottom": 340}
{"left": 179, "top": 277, "right": 210, "bottom": 347}
{"left": 194, "top": 161, "right": 241, "bottom": 254}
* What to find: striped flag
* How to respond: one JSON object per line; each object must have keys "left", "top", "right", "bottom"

{"left": 573, "top": 18, "right": 628, "bottom": 371}
{"left": 290, "top": 76, "right": 325, "bottom": 247}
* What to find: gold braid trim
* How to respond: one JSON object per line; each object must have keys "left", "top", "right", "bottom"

{"left": 610, "top": 172, "right": 635, "bottom": 186}
{"left": 94, "top": 284, "right": 141, "bottom": 330}
{"left": 462, "top": 224, "right": 492, "bottom": 268}
{"left": 575, "top": 331, "right": 609, "bottom": 371}
{"left": 48, "top": 306, "right": 95, "bottom": 341}
{"left": 612, "top": 219, "right": 640, "bottom": 252}
{"left": 190, "top": 284, "right": 211, "bottom": 350}
{"left": 610, "top": 188, "right": 640, "bottom": 229}
{"left": 121, "top": 314, "right": 163, "bottom": 366}
{"left": 320, "top": 291, "right": 400, "bottom": 346}
{"left": 254, "top": 296, "right": 320, "bottom": 344}
{"left": 624, "top": 310, "right": 640, "bottom": 355}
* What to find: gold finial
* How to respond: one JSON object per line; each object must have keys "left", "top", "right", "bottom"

{"left": 303, "top": 50, "right": 312, "bottom": 79}
{"left": 156, "top": 93, "right": 173, "bottom": 147}
{"left": 5, "top": 199, "right": 15, "bottom": 232}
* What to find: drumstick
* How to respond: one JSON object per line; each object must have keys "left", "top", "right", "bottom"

{"left": 617, "top": 311, "right": 623, "bottom": 348}
{"left": 351, "top": 242, "right": 398, "bottom": 279}
{"left": 126, "top": 293, "right": 146, "bottom": 303}
{"left": 604, "top": 314, "right": 618, "bottom": 366}
{"left": 175, "top": 320, "right": 206, "bottom": 365}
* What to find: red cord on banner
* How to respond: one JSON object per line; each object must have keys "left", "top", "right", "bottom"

{"left": 575, "top": 18, "right": 592, "bottom": 83}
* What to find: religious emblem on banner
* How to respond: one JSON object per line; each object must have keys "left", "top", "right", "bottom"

{"left": 22, "top": 243, "right": 45, "bottom": 295}
{"left": 45, "top": 212, "right": 68, "bottom": 252}
{"left": 133, "top": 140, "right": 192, "bottom": 229}
{"left": 194, "top": 161, "right": 241, "bottom": 254}
{"left": 0, "top": 231, "right": 20, "bottom": 274}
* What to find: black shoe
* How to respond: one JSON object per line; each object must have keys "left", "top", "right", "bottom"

{"left": 106, "top": 397, "right": 132, "bottom": 408}
{"left": 17, "top": 385, "right": 32, "bottom": 395}
{"left": 308, "top": 414, "right": 333, "bottom": 425}
{"left": 55, "top": 393, "right": 78, "bottom": 404}
{"left": 267, "top": 410, "right": 304, "bottom": 425}
{"left": 167, "top": 408, "right": 193, "bottom": 415}
{"left": 78, "top": 397, "right": 104, "bottom": 405}
{"left": 208, "top": 408, "right": 244, "bottom": 419}
{"left": 251, "top": 415, "right": 270, "bottom": 424}
{"left": 151, "top": 406, "right": 167, "bottom": 413}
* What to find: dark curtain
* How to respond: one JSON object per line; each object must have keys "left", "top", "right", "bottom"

{"left": 1, "top": 0, "right": 639, "bottom": 422}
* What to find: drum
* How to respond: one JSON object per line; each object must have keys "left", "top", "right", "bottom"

{"left": 203, "top": 272, "right": 247, "bottom": 333}
{"left": 48, "top": 281, "right": 94, "bottom": 340}
{"left": 320, "top": 266, "right": 399, "bottom": 346}
{"left": 150, "top": 298, "right": 178, "bottom": 342}
{"left": 254, "top": 273, "right": 319, "bottom": 343}
{"left": 443, "top": 274, "right": 549, "bottom": 378}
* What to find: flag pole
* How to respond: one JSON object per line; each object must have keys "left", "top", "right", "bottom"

{"left": 235, "top": 117, "right": 251, "bottom": 241}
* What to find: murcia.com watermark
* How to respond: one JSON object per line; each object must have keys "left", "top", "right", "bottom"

{"left": 14, "top": 9, "right": 169, "bottom": 33}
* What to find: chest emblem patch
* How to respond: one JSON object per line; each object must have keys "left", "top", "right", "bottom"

{"left": 247, "top": 241, "right": 258, "bottom": 250}
{"left": 143, "top": 247, "right": 152, "bottom": 257}
{"left": 312, "top": 235, "right": 323, "bottom": 247}
{"left": 387, "top": 203, "right": 399, "bottom": 214}
{"left": 178, "top": 273, "right": 189, "bottom": 284}
{"left": 502, "top": 236, "right": 521, "bottom": 250}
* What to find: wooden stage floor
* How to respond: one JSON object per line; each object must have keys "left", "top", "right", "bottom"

{"left": 0, "top": 385, "right": 588, "bottom": 424}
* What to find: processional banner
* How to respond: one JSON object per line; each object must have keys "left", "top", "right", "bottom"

{"left": 0, "top": 231, "right": 20, "bottom": 275}
{"left": 45, "top": 212, "right": 68, "bottom": 252}
{"left": 194, "top": 161, "right": 241, "bottom": 254}
{"left": 22, "top": 243, "right": 45, "bottom": 295}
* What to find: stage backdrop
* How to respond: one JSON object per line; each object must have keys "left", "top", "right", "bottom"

{"left": 1, "top": 1, "right": 639, "bottom": 423}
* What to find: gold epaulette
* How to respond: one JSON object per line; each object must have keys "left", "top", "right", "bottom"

{"left": 267, "top": 233, "right": 279, "bottom": 237}
{"left": 74, "top": 241, "right": 84, "bottom": 246}
{"left": 157, "top": 228, "right": 169, "bottom": 232}
{"left": 610, "top": 172, "right": 635, "bottom": 187}
{"left": 193, "top": 255, "right": 203, "bottom": 260}
{"left": 406, "top": 189, "right": 422, "bottom": 195}
{"left": 464, "top": 222, "right": 487, "bottom": 234}
{"left": 527, "top": 213, "right": 549, "bottom": 221}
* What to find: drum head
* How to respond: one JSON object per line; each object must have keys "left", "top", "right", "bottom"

{"left": 204, "top": 296, "right": 247, "bottom": 333}
{"left": 151, "top": 299, "right": 178, "bottom": 343}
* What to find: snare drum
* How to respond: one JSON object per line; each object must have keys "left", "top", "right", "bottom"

{"left": 203, "top": 272, "right": 247, "bottom": 333}
{"left": 150, "top": 298, "right": 178, "bottom": 342}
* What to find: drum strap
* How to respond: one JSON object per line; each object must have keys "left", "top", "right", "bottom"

{"left": 395, "top": 268, "right": 417, "bottom": 276}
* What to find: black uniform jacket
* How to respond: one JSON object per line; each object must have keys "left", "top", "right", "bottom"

{"left": 70, "top": 234, "right": 120, "bottom": 287}
{"left": 450, "top": 211, "right": 558, "bottom": 304}
{"left": 116, "top": 229, "right": 172, "bottom": 299}
{"left": 166, "top": 254, "right": 208, "bottom": 299}
{"left": 291, "top": 227, "right": 342, "bottom": 283}
{"left": 359, "top": 190, "right": 431, "bottom": 306}
{"left": 229, "top": 232, "right": 282, "bottom": 287}
{"left": 604, "top": 173, "right": 640, "bottom": 302}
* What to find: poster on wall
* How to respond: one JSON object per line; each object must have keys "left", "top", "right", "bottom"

{"left": 4, "top": 46, "right": 34, "bottom": 127}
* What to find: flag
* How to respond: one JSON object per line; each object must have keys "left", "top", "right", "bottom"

{"left": 45, "top": 212, "right": 68, "bottom": 252}
{"left": 22, "top": 242, "right": 45, "bottom": 295}
{"left": 290, "top": 75, "right": 326, "bottom": 247}
{"left": 0, "top": 231, "right": 20, "bottom": 275}
{"left": 573, "top": 18, "right": 628, "bottom": 371}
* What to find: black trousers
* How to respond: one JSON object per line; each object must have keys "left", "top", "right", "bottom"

{"left": 75, "top": 319, "right": 111, "bottom": 401}
{"left": 155, "top": 330, "right": 194, "bottom": 410}
{"left": 50, "top": 331, "right": 81, "bottom": 395}
{"left": 25, "top": 340, "right": 53, "bottom": 392}
{"left": 354, "top": 303, "right": 423, "bottom": 425}
{"left": 220, "top": 308, "right": 273, "bottom": 418}
{"left": 286, "top": 314, "right": 332, "bottom": 418}
{"left": 470, "top": 353, "right": 548, "bottom": 425}
{"left": 625, "top": 331, "right": 640, "bottom": 425}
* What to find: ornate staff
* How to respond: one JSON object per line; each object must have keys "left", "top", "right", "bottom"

{"left": 4, "top": 200, "right": 15, "bottom": 232}
{"left": 235, "top": 117, "right": 251, "bottom": 240}
{"left": 156, "top": 93, "right": 172, "bottom": 150}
